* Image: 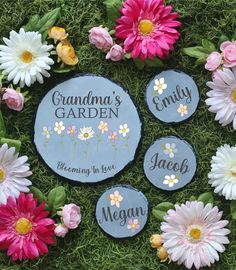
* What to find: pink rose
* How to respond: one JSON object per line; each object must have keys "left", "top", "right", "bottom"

{"left": 89, "top": 27, "right": 113, "bottom": 52}
{"left": 2, "top": 88, "right": 24, "bottom": 111}
{"left": 220, "top": 41, "right": 236, "bottom": 67}
{"left": 62, "top": 203, "right": 81, "bottom": 229}
{"left": 54, "top": 224, "right": 68, "bottom": 237}
{"left": 106, "top": 44, "right": 124, "bottom": 62}
{"left": 205, "top": 51, "right": 222, "bottom": 71}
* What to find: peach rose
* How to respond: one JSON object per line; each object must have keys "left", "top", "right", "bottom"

{"left": 48, "top": 26, "right": 68, "bottom": 42}
{"left": 56, "top": 40, "right": 78, "bottom": 66}
{"left": 2, "top": 88, "right": 24, "bottom": 111}
{"left": 61, "top": 204, "right": 81, "bottom": 229}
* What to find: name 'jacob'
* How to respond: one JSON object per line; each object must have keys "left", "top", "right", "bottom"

{"left": 52, "top": 90, "right": 122, "bottom": 119}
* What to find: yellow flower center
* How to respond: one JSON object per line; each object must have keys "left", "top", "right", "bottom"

{"left": 231, "top": 166, "right": 236, "bottom": 178}
{"left": 158, "top": 84, "right": 163, "bottom": 89}
{"left": 114, "top": 196, "right": 118, "bottom": 202}
{"left": 122, "top": 128, "right": 126, "bottom": 133}
{"left": 189, "top": 226, "right": 202, "bottom": 241}
{"left": 138, "top": 19, "right": 153, "bottom": 35}
{"left": 131, "top": 224, "right": 136, "bottom": 228}
{"left": 15, "top": 218, "right": 32, "bottom": 235}
{"left": 0, "top": 169, "right": 5, "bottom": 183}
{"left": 231, "top": 89, "right": 236, "bottom": 103}
{"left": 20, "top": 51, "right": 33, "bottom": 63}
{"left": 169, "top": 148, "right": 173, "bottom": 153}
{"left": 169, "top": 179, "right": 174, "bottom": 183}
{"left": 84, "top": 133, "right": 89, "bottom": 138}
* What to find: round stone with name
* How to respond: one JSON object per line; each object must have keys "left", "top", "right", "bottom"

{"left": 96, "top": 185, "right": 148, "bottom": 238}
{"left": 145, "top": 70, "right": 199, "bottom": 124}
{"left": 144, "top": 136, "right": 197, "bottom": 191}
{"left": 34, "top": 75, "right": 142, "bottom": 183}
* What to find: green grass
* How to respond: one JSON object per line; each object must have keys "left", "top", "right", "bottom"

{"left": 0, "top": 0, "right": 236, "bottom": 269}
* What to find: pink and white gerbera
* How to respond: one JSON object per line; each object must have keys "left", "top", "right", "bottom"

{"left": 115, "top": 0, "right": 181, "bottom": 60}
{"left": 161, "top": 201, "right": 230, "bottom": 269}
{"left": 0, "top": 193, "right": 55, "bottom": 261}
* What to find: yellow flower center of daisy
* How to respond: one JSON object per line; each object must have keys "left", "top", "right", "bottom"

{"left": 84, "top": 133, "right": 89, "bottom": 138}
{"left": 122, "top": 128, "right": 126, "bottom": 132}
{"left": 0, "top": 169, "right": 5, "bottom": 183}
{"left": 138, "top": 20, "right": 153, "bottom": 35}
{"left": 15, "top": 218, "right": 32, "bottom": 235}
{"left": 231, "top": 89, "right": 236, "bottom": 103}
{"left": 189, "top": 226, "right": 202, "bottom": 241}
{"left": 169, "top": 179, "right": 174, "bottom": 183}
{"left": 231, "top": 166, "right": 236, "bottom": 178}
{"left": 20, "top": 51, "right": 33, "bottom": 63}
{"left": 169, "top": 148, "right": 173, "bottom": 152}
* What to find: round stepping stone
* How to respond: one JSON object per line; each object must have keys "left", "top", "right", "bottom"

{"left": 143, "top": 136, "right": 197, "bottom": 191}
{"left": 145, "top": 70, "right": 199, "bottom": 124}
{"left": 34, "top": 75, "right": 142, "bottom": 183}
{"left": 96, "top": 185, "right": 148, "bottom": 238}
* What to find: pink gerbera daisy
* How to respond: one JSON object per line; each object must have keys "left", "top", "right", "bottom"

{"left": 115, "top": 0, "right": 181, "bottom": 60}
{"left": 0, "top": 193, "right": 55, "bottom": 261}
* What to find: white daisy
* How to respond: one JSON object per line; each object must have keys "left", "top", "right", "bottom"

{"left": 109, "top": 190, "right": 123, "bottom": 208}
{"left": 54, "top": 121, "right": 65, "bottom": 135}
{"left": 154, "top": 78, "right": 167, "bottom": 94}
{"left": 163, "top": 175, "right": 179, "bottom": 187}
{"left": 206, "top": 67, "right": 236, "bottom": 129}
{"left": 177, "top": 104, "right": 188, "bottom": 117}
{"left": 119, "top": 123, "right": 130, "bottom": 137}
{"left": 161, "top": 201, "right": 230, "bottom": 269}
{"left": 0, "top": 28, "right": 54, "bottom": 87}
{"left": 208, "top": 144, "right": 236, "bottom": 200}
{"left": 78, "top": 126, "right": 95, "bottom": 141}
{"left": 163, "top": 143, "right": 177, "bottom": 158}
{"left": 0, "top": 144, "right": 32, "bottom": 204}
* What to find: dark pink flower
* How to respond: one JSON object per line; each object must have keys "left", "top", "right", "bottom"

{"left": 115, "top": 0, "right": 181, "bottom": 60}
{"left": 0, "top": 193, "right": 55, "bottom": 261}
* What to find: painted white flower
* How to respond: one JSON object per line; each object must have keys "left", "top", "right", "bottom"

{"left": 98, "top": 121, "right": 108, "bottom": 134}
{"left": 119, "top": 123, "right": 130, "bottom": 137}
{"left": 54, "top": 121, "right": 65, "bottom": 135}
{"left": 154, "top": 77, "right": 167, "bottom": 94}
{"left": 78, "top": 126, "right": 94, "bottom": 141}
{"left": 177, "top": 104, "right": 188, "bottom": 117}
{"left": 208, "top": 144, "right": 236, "bottom": 200}
{"left": 0, "top": 28, "right": 54, "bottom": 87}
{"left": 163, "top": 175, "right": 179, "bottom": 187}
{"left": 109, "top": 190, "right": 123, "bottom": 208}
{"left": 161, "top": 201, "right": 230, "bottom": 269}
{"left": 0, "top": 144, "right": 32, "bottom": 204}
{"left": 206, "top": 68, "right": 236, "bottom": 129}
{"left": 42, "top": 126, "right": 53, "bottom": 139}
{"left": 163, "top": 143, "right": 177, "bottom": 158}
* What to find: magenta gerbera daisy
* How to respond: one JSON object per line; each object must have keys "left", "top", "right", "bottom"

{"left": 115, "top": 0, "right": 181, "bottom": 60}
{"left": 0, "top": 193, "right": 55, "bottom": 261}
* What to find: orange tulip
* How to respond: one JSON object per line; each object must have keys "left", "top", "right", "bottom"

{"left": 48, "top": 26, "right": 68, "bottom": 42}
{"left": 56, "top": 40, "right": 78, "bottom": 66}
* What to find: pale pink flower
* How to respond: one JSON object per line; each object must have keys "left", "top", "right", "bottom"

{"left": 109, "top": 190, "right": 123, "bottom": 208}
{"left": 206, "top": 67, "right": 236, "bottom": 129}
{"left": 2, "top": 88, "right": 24, "bottom": 111}
{"left": 205, "top": 51, "right": 222, "bottom": 71}
{"left": 54, "top": 224, "right": 68, "bottom": 237}
{"left": 127, "top": 219, "right": 140, "bottom": 232}
{"left": 220, "top": 41, "right": 236, "bottom": 68}
{"left": 161, "top": 201, "right": 230, "bottom": 269}
{"left": 89, "top": 27, "right": 113, "bottom": 52}
{"left": 115, "top": 0, "right": 181, "bottom": 60}
{"left": 106, "top": 44, "right": 124, "bottom": 61}
{"left": 61, "top": 204, "right": 81, "bottom": 229}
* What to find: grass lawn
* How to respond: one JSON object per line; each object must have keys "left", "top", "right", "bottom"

{"left": 0, "top": 0, "right": 236, "bottom": 269}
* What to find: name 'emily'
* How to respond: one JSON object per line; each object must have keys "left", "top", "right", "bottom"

{"left": 99, "top": 206, "right": 146, "bottom": 226}
{"left": 152, "top": 85, "right": 192, "bottom": 111}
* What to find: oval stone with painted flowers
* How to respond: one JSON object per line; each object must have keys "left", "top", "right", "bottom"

{"left": 96, "top": 185, "right": 148, "bottom": 238}
{"left": 145, "top": 70, "right": 200, "bottom": 124}
{"left": 143, "top": 136, "right": 197, "bottom": 191}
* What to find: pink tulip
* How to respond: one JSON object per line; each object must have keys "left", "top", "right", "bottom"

{"left": 2, "top": 88, "right": 24, "bottom": 111}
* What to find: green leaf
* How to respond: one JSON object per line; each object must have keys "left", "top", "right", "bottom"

{"left": 145, "top": 57, "right": 164, "bottom": 68}
{"left": 30, "top": 187, "right": 47, "bottom": 204}
{"left": 53, "top": 67, "right": 74, "bottom": 73}
{"left": 47, "top": 186, "right": 66, "bottom": 214}
{"left": 0, "top": 138, "right": 21, "bottom": 152}
{"left": 202, "top": 39, "right": 216, "bottom": 53}
{"left": 230, "top": 201, "right": 236, "bottom": 220}
{"left": 103, "top": 0, "right": 123, "bottom": 29}
{"left": 0, "top": 111, "right": 6, "bottom": 138}
{"left": 152, "top": 202, "right": 174, "bottom": 221}
{"left": 23, "top": 8, "right": 61, "bottom": 34}
{"left": 232, "top": 30, "right": 236, "bottom": 41}
{"left": 133, "top": 58, "right": 145, "bottom": 70}
{"left": 183, "top": 46, "right": 209, "bottom": 60}
{"left": 198, "top": 192, "right": 214, "bottom": 205}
